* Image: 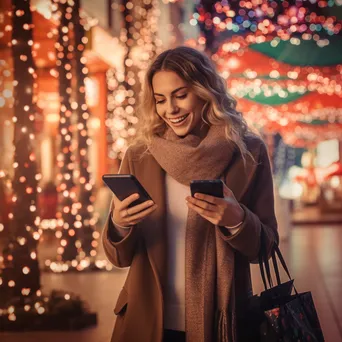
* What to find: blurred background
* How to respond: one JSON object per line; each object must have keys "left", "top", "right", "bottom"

{"left": 0, "top": 0, "right": 342, "bottom": 341}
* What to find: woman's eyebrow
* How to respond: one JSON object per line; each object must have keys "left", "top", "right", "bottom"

{"left": 154, "top": 86, "right": 188, "bottom": 97}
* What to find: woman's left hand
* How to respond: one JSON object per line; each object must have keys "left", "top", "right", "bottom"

{"left": 186, "top": 183, "right": 244, "bottom": 227}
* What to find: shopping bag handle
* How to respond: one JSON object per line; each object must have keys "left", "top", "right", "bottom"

{"left": 259, "top": 252, "right": 270, "bottom": 290}
{"left": 273, "top": 244, "right": 299, "bottom": 295}
{"left": 271, "top": 251, "right": 281, "bottom": 285}
{"left": 272, "top": 243, "right": 292, "bottom": 282}
{"left": 259, "top": 228, "right": 298, "bottom": 295}
{"left": 259, "top": 229, "right": 273, "bottom": 289}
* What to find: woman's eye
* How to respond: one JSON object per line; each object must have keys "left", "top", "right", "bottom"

{"left": 176, "top": 94, "right": 187, "bottom": 99}
{"left": 155, "top": 99, "right": 165, "bottom": 104}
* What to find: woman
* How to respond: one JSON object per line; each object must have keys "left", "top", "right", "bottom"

{"left": 103, "top": 46, "right": 278, "bottom": 342}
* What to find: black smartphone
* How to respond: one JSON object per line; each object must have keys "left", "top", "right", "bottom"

{"left": 190, "top": 179, "right": 224, "bottom": 198}
{"left": 102, "top": 174, "right": 153, "bottom": 207}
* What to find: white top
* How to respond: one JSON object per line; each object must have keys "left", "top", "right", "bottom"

{"left": 163, "top": 174, "right": 189, "bottom": 331}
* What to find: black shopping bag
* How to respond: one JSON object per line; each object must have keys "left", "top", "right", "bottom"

{"left": 263, "top": 291, "right": 324, "bottom": 342}
{"left": 238, "top": 233, "right": 324, "bottom": 342}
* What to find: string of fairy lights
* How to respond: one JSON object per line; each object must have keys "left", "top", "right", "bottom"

{"left": 106, "top": 0, "right": 161, "bottom": 160}
{"left": 52, "top": 0, "right": 80, "bottom": 266}
{"left": 106, "top": 0, "right": 139, "bottom": 161}
{"left": 44, "top": 0, "right": 103, "bottom": 272}
{"left": 193, "top": 0, "right": 342, "bottom": 46}
{"left": 226, "top": 79, "right": 342, "bottom": 97}
{"left": 1, "top": 0, "right": 112, "bottom": 275}
{"left": 189, "top": 0, "right": 342, "bottom": 147}
{"left": 0, "top": 0, "right": 105, "bottom": 326}
{"left": 215, "top": 39, "right": 342, "bottom": 94}
{"left": 134, "top": 0, "right": 162, "bottom": 86}
{"left": 72, "top": 0, "right": 98, "bottom": 261}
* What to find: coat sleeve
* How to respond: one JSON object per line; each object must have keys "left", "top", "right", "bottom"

{"left": 217, "top": 141, "right": 279, "bottom": 261}
{"left": 102, "top": 148, "right": 141, "bottom": 268}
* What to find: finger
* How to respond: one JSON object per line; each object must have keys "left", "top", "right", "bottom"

{"left": 120, "top": 208, "right": 129, "bottom": 219}
{"left": 124, "top": 200, "right": 155, "bottom": 216}
{"left": 119, "top": 193, "right": 140, "bottom": 210}
{"left": 186, "top": 196, "right": 217, "bottom": 212}
{"left": 193, "top": 192, "right": 224, "bottom": 205}
{"left": 200, "top": 213, "right": 220, "bottom": 225}
{"left": 186, "top": 202, "right": 221, "bottom": 225}
{"left": 186, "top": 201, "right": 218, "bottom": 218}
{"left": 125, "top": 204, "right": 157, "bottom": 223}
{"left": 126, "top": 204, "right": 157, "bottom": 223}
{"left": 126, "top": 219, "right": 141, "bottom": 226}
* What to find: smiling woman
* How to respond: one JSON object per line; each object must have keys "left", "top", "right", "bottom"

{"left": 133, "top": 46, "right": 253, "bottom": 161}
{"left": 102, "top": 46, "right": 279, "bottom": 342}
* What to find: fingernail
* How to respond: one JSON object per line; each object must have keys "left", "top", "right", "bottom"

{"left": 148, "top": 200, "right": 154, "bottom": 205}
{"left": 134, "top": 194, "right": 140, "bottom": 199}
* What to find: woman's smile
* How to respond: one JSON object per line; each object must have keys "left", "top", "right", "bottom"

{"left": 168, "top": 113, "right": 190, "bottom": 126}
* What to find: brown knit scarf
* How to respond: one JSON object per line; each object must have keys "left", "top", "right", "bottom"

{"left": 149, "top": 125, "right": 237, "bottom": 342}
{"left": 149, "top": 125, "right": 235, "bottom": 185}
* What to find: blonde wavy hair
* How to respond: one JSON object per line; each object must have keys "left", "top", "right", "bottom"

{"left": 132, "top": 46, "right": 256, "bottom": 163}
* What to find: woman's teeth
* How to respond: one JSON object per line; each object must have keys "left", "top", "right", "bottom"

{"left": 169, "top": 114, "right": 189, "bottom": 124}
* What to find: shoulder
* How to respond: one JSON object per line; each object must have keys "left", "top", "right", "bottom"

{"left": 243, "top": 132, "right": 268, "bottom": 163}
{"left": 124, "top": 144, "right": 149, "bottom": 161}
{"left": 124, "top": 144, "right": 156, "bottom": 169}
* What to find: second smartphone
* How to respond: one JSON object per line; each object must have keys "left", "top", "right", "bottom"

{"left": 190, "top": 179, "right": 224, "bottom": 198}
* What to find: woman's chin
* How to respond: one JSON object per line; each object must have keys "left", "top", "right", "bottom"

{"left": 171, "top": 125, "right": 191, "bottom": 137}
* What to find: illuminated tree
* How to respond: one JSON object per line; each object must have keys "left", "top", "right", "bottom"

{"left": 54, "top": 0, "right": 79, "bottom": 262}
{"left": 0, "top": 0, "right": 41, "bottom": 309}
{"left": 72, "top": 0, "right": 97, "bottom": 259}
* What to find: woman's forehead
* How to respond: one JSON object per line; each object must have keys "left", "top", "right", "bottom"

{"left": 152, "top": 70, "right": 187, "bottom": 94}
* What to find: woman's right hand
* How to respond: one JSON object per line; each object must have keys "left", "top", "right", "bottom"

{"left": 112, "top": 193, "right": 157, "bottom": 228}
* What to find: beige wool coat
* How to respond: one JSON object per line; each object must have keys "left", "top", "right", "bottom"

{"left": 102, "top": 136, "right": 278, "bottom": 342}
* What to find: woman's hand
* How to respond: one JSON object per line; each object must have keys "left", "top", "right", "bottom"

{"left": 112, "top": 193, "right": 157, "bottom": 228}
{"left": 186, "top": 183, "right": 244, "bottom": 228}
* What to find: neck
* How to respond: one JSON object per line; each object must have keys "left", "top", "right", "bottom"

{"left": 181, "top": 123, "right": 210, "bottom": 139}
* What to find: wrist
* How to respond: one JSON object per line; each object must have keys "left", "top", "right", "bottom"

{"left": 114, "top": 221, "right": 132, "bottom": 230}
{"left": 111, "top": 213, "right": 131, "bottom": 230}
{"left": 237, "top": 205, "right": 245, "bottom": 222}
{"left": 225, "top": 206, "right": 245, "bottom": 229}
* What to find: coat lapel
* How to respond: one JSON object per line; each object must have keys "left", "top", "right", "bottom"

{"left": 132, "top": 153, "right": 168, "bottom": 291}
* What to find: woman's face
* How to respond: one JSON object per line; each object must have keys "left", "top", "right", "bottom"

{"left": 152, "top": 70, "right": 205, "bottom": 137}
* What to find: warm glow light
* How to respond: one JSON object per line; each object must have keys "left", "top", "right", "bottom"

{"left": 106, "top": 0, "right": 161, "bottom": 160}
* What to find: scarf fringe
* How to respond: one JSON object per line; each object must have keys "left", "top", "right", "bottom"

{"left": 215, "top": 310, "right": 230, "bottom": 342}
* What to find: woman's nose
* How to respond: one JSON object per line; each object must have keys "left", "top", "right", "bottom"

{"left": 167, "top": 99, "right": 179, "bottom": 114}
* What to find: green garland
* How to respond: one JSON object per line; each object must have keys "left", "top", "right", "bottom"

{"left": 250, "top": 35, "right": 342, "bottom": 66}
